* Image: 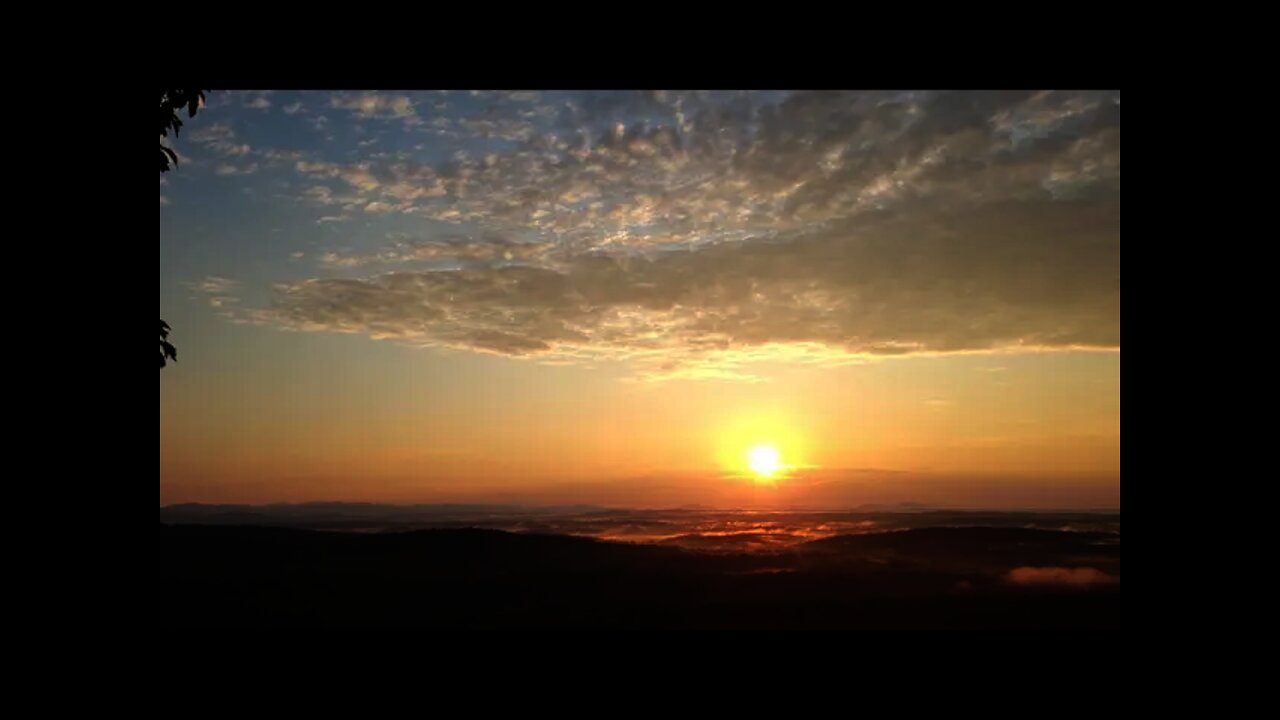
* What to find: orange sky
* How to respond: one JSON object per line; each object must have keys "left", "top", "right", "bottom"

{"left": 160, "top": 335, "right": 1119, "bottom": 507}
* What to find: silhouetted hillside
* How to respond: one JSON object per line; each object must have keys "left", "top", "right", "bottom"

{"left": 159, "top": 524, "right": 1119, "bottom": 629}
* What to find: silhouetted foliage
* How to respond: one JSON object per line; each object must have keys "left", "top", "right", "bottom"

{"left": 160, "top": 320, "right": 178, "bottom": 368}
{"left": 160, "top": 90, "right": 206, "bottom": 172}
{"left": 161, "top": 89, "right": 209, "bottom": 370}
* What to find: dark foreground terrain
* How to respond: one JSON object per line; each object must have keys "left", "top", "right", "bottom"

{"left": 159, "top": 523, "right": 1120, "bottom": 629}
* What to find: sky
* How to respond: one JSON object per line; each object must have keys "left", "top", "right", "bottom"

{"left": 159, "top": 90, "right": 1120, "bottom": 509}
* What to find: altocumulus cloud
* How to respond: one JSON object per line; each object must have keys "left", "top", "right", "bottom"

{"left": 241, "top": 90, "right": 1119, "bottom": 380}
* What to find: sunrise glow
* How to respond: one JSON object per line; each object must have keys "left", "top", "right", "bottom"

{"left": 747, "top": 445, "right": 784, "bottom": 480}
{"left": 159, "top": 88, "right": 1121, "bottom": 632}
{"left": 161, "top": 90, "right": 1120, "bottom": 510}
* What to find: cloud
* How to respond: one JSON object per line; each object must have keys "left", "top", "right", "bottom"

{"left": 189, "top": 123, "right": 252, "bottom": 157}
{"left": 184, "top": 122, "right": 306, "bottom": 174}
{"left": 215, "top": 162, "right": 259, "bottom": 176}
{"left": 231, "top": 90, "right": 274, "bottom": 110}
{"left": 318, "top": 234, "right": 555, "bottom": 268}
{"left": 1004, "top": 566, "right": 1118, "bottom": 587}
{"left": 455, "top": 116, "right": 536, "bottom": 142}
{"left": 193, "top": 277, "right": 239, "bottom": 294}
{"left": 252, "top": 194, "right": 1118, "bottom": 377}
{"left": 330, "top": 92, "right": 418, "bottom": 124}
{"left": 242, "top": 91, "right": 1118, "bottom": 379}
{"left": 288, "top": 91, "right": 1117, "bottom": 251}
{"left": 259, "top": 148, "right": 306, "bottom": 166}
{"left": 160, "top": 195, "right": 170, "bottom": 206}
{"left": 503, "top": 91, "right": 541, "bottom": 103}
{"left": 296, "top": 161, "right": 341, "bottom": 178}
{"left": 188, "top": 276, "right": 242, "bottom": 308}
{"left": 284, "top": 102, "right": 305, "bottom": 115}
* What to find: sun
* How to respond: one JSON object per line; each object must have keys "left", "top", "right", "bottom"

{"left": 747, "top": 445, "right": 784, "bottom": 479}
